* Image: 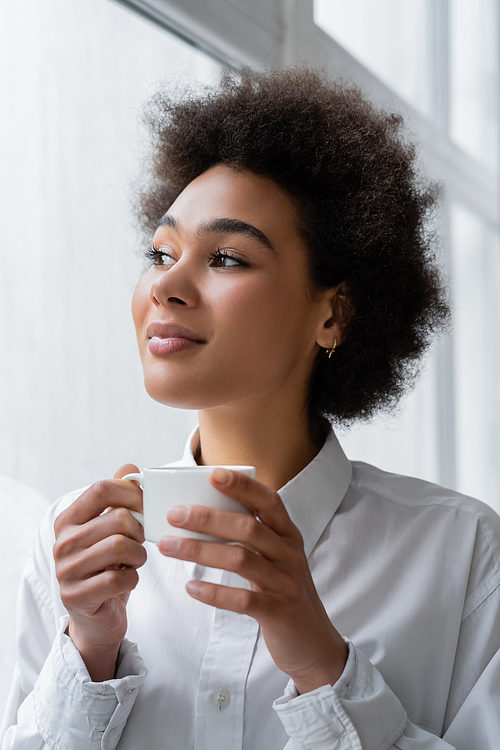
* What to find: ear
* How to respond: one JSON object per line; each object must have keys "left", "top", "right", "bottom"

{"left": 315, "top": 282, "right": 351, "bottom": 350}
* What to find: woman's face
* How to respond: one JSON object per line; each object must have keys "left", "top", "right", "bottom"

{"left": 132, "top": 165, "right": 337, "bottom": 413}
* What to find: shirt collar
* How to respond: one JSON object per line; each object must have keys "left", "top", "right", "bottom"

{"left": 277, "top": 429, "right": 352, "bottom": 556}
{"left": 181, "top": 428, "right": 200, "bottom": 465}
{"left": 174, "top": 426, "right": 352, "bottom": 559}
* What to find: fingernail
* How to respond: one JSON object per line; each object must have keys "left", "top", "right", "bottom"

{"left": 186, "top": 579, "right": 202, "bottom": 596}
{"left": 213, "top": 468, "right": 231, "bottom": 485}
{"left": 168, "top": 505, "right": 189, "bottom": 524}
{"left": 159, "top": 536, "right": 180, "bottom": 553}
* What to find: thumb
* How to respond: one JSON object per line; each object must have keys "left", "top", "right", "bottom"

{"left": 113, "top": 463, "right": 140, "bottom": 480}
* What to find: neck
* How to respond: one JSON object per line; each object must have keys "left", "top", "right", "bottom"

{"left": 195, "top": 403, "right": 326, "bottom": 490}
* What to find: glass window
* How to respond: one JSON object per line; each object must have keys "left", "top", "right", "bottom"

{"left": 450, "top": 205, "right": 500, "bottom": 509}
{"left": 338, "top": 347, "right": 441, "bottom": 486}
{"left": 450, "top": 0, "right": 499, "bottom": 166}
{"left": 314, "top": 0, "right": 432, "bottom": 116}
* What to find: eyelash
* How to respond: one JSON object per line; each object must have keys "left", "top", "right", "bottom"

{"left": 144, "top": 246, "right": 248, "bottom": 268}
{"left": 144, "top": 245, "right": 167, "bottom": 266}
{"left": 208, "top": 248, "right": 248, "bottom": 267}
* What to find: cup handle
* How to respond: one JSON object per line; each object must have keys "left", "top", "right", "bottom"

{"left": 121, "top": 471, "right": 143, "bottom": 485}
{"left": 121, "top": 472, "right": 144, "bottom": 527}
{"left": 129, "top": 510, "right": 144, "bottom": 527}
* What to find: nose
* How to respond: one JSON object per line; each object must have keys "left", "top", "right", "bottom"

{"left": 149, "top": 259, "right": 200, "bottom": 308}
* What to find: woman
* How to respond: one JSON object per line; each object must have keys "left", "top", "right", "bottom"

{"left": 2, "top": 68, "right": 499, "bottom": 749}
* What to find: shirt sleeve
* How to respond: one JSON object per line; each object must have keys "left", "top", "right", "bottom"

{"left": 33, "top": 618, "right": 147, "bottom": 750}
{"left": 0, "top": 498, "right": 148, "bottom": 750}
{"left": 274, "top": 641, "right": 408, "bottom": 750}
{"left": 274, "top": 585, "right": 500, "bottom": 750}
{"left": 1, "top": 620, "right": 147, "bottom": 750}
{"left": 274, "top": 642, "right": 459, "bottom": 749}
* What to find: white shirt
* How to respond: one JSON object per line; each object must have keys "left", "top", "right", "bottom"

{"left": 2, "top": 429, "right": 500, "bottom": 749}
{"left": 0, "top": 475, "right": 48, "bottom": 715}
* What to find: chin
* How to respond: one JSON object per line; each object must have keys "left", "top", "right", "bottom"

{"left": 143, "top": 376, "right": 224, "bottom": 411}
{"left": 144, "top": 383, "right": 199, "bottom": 410}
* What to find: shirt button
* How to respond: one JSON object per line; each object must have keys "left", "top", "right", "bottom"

{"left": 212, "top": 688, "right": 230, "bottom": 709}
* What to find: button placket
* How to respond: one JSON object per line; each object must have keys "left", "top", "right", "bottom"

{"left": 194, "top": 571, "right": 260, "bottom": 749}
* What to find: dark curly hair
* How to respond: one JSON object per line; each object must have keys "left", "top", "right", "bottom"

{"left": 136, "top": 67, "right": 449, "bottom": 431}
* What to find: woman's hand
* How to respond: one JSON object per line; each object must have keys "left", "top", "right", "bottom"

{"left": 53, "top": 465, "right": 146, "bottom": 682}
{"left": 158, "top": 468, "right": 348, "bottom": 694}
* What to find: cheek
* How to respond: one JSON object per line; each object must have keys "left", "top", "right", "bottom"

{"left": 218, "top": 274, "right": 304, "bottom": 336}
{"left": 131, "top": 276, "right": 151, "bottom": 331}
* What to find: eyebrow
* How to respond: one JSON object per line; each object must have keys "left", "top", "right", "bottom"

{"left": 157, "top": 214, "right": 277, "bottom": 254}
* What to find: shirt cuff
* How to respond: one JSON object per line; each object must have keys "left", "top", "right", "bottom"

{"left": 34, "top": 616, "right": 148, "bottom": 750}
{"left": 273, "top": 640, "right": 407, "bottom": 750}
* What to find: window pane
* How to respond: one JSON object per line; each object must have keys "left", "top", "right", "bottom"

{"left": 450, "top": 205, "right": 500, "bottom": 510}
{"left": 337, "top": 353, "right": 441, "bottom": 487}
{"left": 450, "top": 0, "right": 499, "bottom": 166}
{"left": 314, "top": 0, "right": 432, "bottom": 116}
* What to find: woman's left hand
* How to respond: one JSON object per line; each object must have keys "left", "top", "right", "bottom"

{"left": 158, "top": 468, "right": 348, "bottom": 694}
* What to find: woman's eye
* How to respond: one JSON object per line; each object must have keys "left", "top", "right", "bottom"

{"left": 208, "top": 250, "right": 246, "bottom": 268}
{"left": 144, "top": 245, "right": 175, "bottom": 267}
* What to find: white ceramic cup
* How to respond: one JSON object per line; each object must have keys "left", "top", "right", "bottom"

{"left": 121, "top": 465, "right": 256, "bottom": 544}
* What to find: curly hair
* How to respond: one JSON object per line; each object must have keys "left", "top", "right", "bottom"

{"left": 136, "top": 67, "right": 449, "bottom": 430}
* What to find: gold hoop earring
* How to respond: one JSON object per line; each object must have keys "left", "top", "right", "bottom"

{"left": 326, "top": 338, "right": 337, "bottom": 359}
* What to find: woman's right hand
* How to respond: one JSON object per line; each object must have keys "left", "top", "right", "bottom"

{"left": 53, "top": 464, "right": 147, "bottom": 681}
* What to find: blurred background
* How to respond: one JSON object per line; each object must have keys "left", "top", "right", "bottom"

{"left": 0, "top": 0, "right": 499, "bottom": 711}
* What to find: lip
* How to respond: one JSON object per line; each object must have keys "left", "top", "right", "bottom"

{"left": 146, "top": 321, "right": 206, "bottom": 342}
{"left": 146, "top": 321, "right": 206, "bottom": 356}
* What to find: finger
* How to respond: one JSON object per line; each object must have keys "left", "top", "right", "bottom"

{"left": 56, "top": 528, "right": 147, "bottom": 580}
{"left": 62, "top": 567, "right": 140, "bottom": 615}
{"left": 185, "top": 579, "right": 270, "bottom": 619}
{"left": 55, "top": 478, "right": 143, "bottom": 530}
{"left": 159, "top": 535, "right": 289, "bottom": 590}
{"left": 57, "top": 534, "right": 148, "bottom": 581}
{"left": 95, "top": 505, "right": 145, "bottom": 544}
{"left": 210, "top": 469, "right": 297, "bottom": 539}
{"left": 114, "top": 464, "right": 140, "bottom": 480}
{"left": 166, "top": 505, "right": 286, "bottom": 561}
{"left": 54, "top": 506, "right": 145, "bottom": 561}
